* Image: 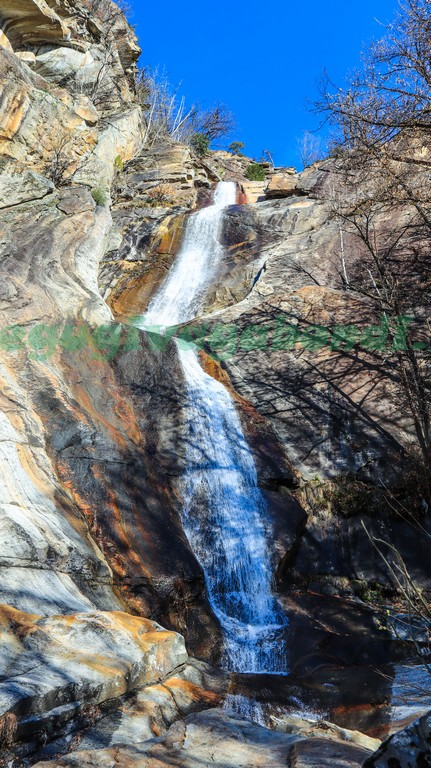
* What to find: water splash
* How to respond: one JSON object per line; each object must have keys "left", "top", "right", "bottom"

{"left": 224, "top": 694, "right": 266, "bottom": 726}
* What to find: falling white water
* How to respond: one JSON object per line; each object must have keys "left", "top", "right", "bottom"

{"left": 224, "top": 694, "right": 266, "bottom": 726}
{"left": 143, "top": 183, "right": 236, "bottom": 327}
{"left": 140, "top": 181, "right": 287, "bottom": 673}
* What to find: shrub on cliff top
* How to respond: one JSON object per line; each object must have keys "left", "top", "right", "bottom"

{"left": 245, "top": 163, "right": 266, "bottom": 181}
{"left": 191, "top": 133, "right": 210, "bottom": 157}
{"left": 228, "top": 141, "right": 245, "bottom": 156}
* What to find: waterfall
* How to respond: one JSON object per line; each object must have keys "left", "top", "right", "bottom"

{"left": 142, "top": 183, "right": 235, "bottom": 327}
{"left": 140, "top": 181, "right": 287, "bottom": 674}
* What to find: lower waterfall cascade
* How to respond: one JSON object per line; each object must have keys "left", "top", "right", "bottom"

{"left": 139, "top": 181, "right": 288, "bottom": 675}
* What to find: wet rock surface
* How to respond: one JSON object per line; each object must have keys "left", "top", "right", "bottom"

{"left": 100, "top": 144, "right": 221, "bottom": 321}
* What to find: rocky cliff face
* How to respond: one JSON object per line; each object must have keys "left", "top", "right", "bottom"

{"left": 0, "top": 0, "right": 142, "bottom": 189}
{"left": 0, "top": 2, "right": 211, "bottom": 759}
{"left": 104, "top": 145, "right": 431, "bottom": 599}
{"left": 0, "top": 1, "right": 429, "bottom": 765}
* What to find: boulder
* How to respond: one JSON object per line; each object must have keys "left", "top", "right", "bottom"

{"left": 242, "top": 180, "right": 267, "bottom": 204}
{"left": 73, "top": 94, "right": 99, "bottom": 125}
{"left": 32, "top": 47, "right": 100, "bottom": 88}
{"left": 32, "top": 709, "right": 297, "bottom": 767}
{"left": 291, "top": 737, "right": 372, "bottom": 767}
{"left": 364, "top": 710, "right": 431, "bottom": 767}
{"left": 39, "top": 660, "right": 226, "bottom": 756}
{"left": 32, "top": 709, "right": 374, "bottom": 767}
{"left": 271, "top": 713, "right": 380, "bottom": 751}
{"left": 0, "top": 606, "right": 187, "bottom": 747}
{"left": 266, "top": 169, "right": 304, "bottom": 198}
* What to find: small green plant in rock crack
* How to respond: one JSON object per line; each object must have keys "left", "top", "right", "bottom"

{"left": 91, "top": 187, "right": 109, "bottom": 206}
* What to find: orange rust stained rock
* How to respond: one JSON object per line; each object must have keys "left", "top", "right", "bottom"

{"left": 0, "top": 603, "right": 40, "bottom": 635}
{"left": 105, "top": 486, "right": 134, "bottom": 548}
{"left": 164, "top": 677, "right": 222, "bottom": 707}
{"left": 155, "top": 215, "right": 185, "bottom": 255}
{"left": 102, "top": 483, "right": 149, "bottom": 576}
{"left": 55, "top": 461, "right": 102, "bottom": 549}
{"left": 199, "top": 351, "right": 267, "bottom": 425}
{"left": 0, "top": 608, "right": 187, "bottom": 751}
{"left": 62, "top": 353, "right": 142, "bottom": 448}
{"left": 237, "top": 188, "right": 247, "bottom": 205}
{"left": 60, "top": 455, "right": 158, "bottom": 595}
{"left": 0, "top": 86, "right": 29, "bottom": 141}
{"left": 56, "top": 462, "right": 94, "bottom": 521}
{"left": 15, "top": 442, "right": 55, "bottom": 498}
{"left": 32, "top": 362, "right": 94, "bottom": 431}
{"left": 74, "top": 384, "right": 131, "bottom": 451}
{"left": 108, "top": 268, "right": 167, "bottom": 321}
{"left": 106, "top": 214, "right": 184, "bottom": 322}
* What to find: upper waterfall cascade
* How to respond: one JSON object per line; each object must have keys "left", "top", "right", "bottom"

{"left": 143, "top": 182, "right": 236, "bottom": 328}
{"left": 140, "top": 181, "right": 287, "bottom": 673}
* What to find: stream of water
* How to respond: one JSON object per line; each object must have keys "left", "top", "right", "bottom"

{"left": 140, "top": 181, "right": 287, "bottom": 675}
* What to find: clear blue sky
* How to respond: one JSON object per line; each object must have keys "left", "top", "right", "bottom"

{"left": 128, "top": 0, "right": 399, "bottom": 169}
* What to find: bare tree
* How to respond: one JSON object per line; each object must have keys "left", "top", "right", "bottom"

{"left": 317, "top": 0, "right": 431, "bottom": 158}
{"left": 138, "top": 67, "right": 198, "bottom": 147}
{"left": 329, "top": 187, "right": 431, "bottom": 494}
{"left": 43, "top": 130, "right": 75, "bottom": 186}
{"left": 363, "top": 520, "right": 431, "bottom": 676}
{"left": 195, "top": 104, "right": 234, "bottom": 143}
{"left": 137, "top": 67, "right": 234, "bottom": 150}
{"left": 260, "top": 149, "right": 275, "bottom": 167}
{"left": 298, "top": 130, "right": 321, "bottom": 169}
{"left": 316, "top": 0, "right": 431, "bottom": 490}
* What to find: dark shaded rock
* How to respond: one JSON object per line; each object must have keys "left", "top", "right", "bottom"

{"left": 31, "top": 336, "right": 224, "bottom": 662}
{"left": 32, "top": 709, "right": 374, "bottom": 767}
{"left": 291, "top": 737, "right": 371, "bottom": 767}
{"left": 364, "top": 710, "right": 431, "bottom": 767}
{"left": 287, "top": 507, "right": 431, "bottom": 591}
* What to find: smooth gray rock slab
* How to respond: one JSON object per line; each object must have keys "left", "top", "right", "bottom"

{"left": 32, "top": 708, "right": 374, "bottom": 767}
